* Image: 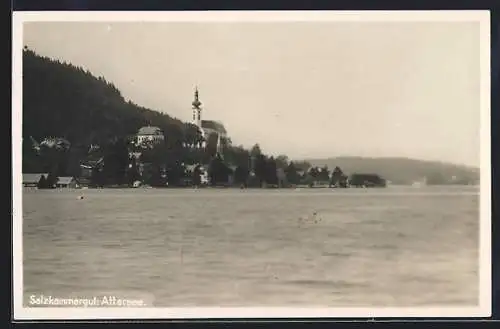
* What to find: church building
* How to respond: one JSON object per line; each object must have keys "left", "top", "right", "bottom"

{"left": 191, "top": 87, "right": 227, "bottom": 156}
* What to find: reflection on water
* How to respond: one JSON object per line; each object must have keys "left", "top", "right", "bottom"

{"left": 22, "top": 186, "right": 479, "bottom": 306}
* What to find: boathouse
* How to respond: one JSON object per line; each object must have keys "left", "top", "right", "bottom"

{"left": 56, "top": 176, "right": 79, "bottom": 189}
{"left": 22, "top": 173, "right": 49, "bottom": 187}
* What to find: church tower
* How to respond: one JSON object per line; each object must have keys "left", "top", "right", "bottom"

{"left": 192, "top": 86, "right": 202, "bottom": 128}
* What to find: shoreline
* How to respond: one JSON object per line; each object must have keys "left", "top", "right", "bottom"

{"left": 23, "top": 184, "right": 478, "bottom": 191}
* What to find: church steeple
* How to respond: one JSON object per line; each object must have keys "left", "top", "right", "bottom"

{"left": 192, "top": 86, "right": 202, "bottom": 127}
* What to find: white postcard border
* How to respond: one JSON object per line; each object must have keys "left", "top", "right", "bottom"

{"left": 11, "top": 10, "right": 492, "bottom": 320}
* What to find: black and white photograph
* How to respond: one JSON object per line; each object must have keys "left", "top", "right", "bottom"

{"left": 12, "top": 11, "right": 491, "bottom": 319}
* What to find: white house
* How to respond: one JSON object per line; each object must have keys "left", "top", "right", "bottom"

{"left": 136, "top": 125, "right": 164, "bottom": 147}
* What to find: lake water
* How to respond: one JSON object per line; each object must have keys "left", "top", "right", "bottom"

{"left": 22, "top": 186, "right": 480, "bottom": 307}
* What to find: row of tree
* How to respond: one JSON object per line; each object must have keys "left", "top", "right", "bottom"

{"left": 36, "top": 173, "right": 59, "bottom": 189}
{"left": 27, "top": 122, "right": 358, "bottom": 188}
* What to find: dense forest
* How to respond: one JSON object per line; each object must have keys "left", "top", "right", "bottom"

{"left": 21, "top": 47, "right": 479, "bottom": 188}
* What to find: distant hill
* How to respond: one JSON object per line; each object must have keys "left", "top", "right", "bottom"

{"left": 303, "top": 157, "right": 480, "bottom": 185}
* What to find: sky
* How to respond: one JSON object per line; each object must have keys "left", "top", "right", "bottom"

{"left": 22, "top": 19, "right": 482, "bottom": 167}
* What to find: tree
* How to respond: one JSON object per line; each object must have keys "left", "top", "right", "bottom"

{"left": 208, "top": 155, "right": 230, "bottom": 186}
{"left": 192, "top": 165, "right": 202, "bottom": 187}
{"left": 285, "top": 161, "right": 300, "bottom": 185}
{"left": 90, "top": 167, "right": 104, "bottom": 188}
{"left": 250, "top": 144, "right": 262, "bottom": 157}
{"left": 183, "top": 147, "right": 204, "bottom": 166}
{"left": 166, "top": 161, "right": 185, "bottom": 186}
{"left": 148, "top": 165, "right": 168, "bottom": 187}
{"left": 45, "top": 172, "right": 58, "bottom": 189}
{"left": 234, "top": 165, "right": 249, "bottom": 187}
{"left": 319, "top": 165, "right": 330, "bottom": 182}
{"left": 205, "top": 133, "right": 219, "bottom": 159}
{"left": 126, "top": 156, "right": 141, "bottom": 186}
{"left": 253, "top": 154, "right": 267, "bottom": 186}
{"left": 309, "top": 167, "right": 319, "bottom": 180}
{"left": 305, "top": 173, "right": 315, "bottom": 188}
{"left": 265, "top": 156, "right": 278, "bottom": 185}
{"left": 66, "top": 144, "right": 89, "bottom": 177}
{"left": 330, "top": 166, "right": 347, "bottom": 187}
{"left": 275, "top": 155, "right": 289, "bottom": 169}
{"left": 102, "top": 137, "right": 129, "bottom": 185}
{"left": 37, "top": 175, "right": 47, "bottom": 189}
{"left": 37, "top": 137, "right": 72, "bottom": 177}
{"left": 225, "top": 145, "right": 251, "bottom": 170}
{"left": 294, "top": 160, "right": 312, "bottom": 171}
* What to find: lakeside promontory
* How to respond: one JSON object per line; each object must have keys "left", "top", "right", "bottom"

{"left": 21, "top": 47, "right": 479, "bottom": 189}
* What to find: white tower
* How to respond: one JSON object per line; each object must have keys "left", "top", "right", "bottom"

{"left": 192, "top": 86, "right": 202, "bottom": 128}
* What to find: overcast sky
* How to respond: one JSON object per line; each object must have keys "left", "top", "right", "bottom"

{"left": 23, "top": 20, "right": 481, "bottom": 167}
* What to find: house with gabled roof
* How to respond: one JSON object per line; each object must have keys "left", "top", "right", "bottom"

{"left": 56, "top": 176, "right": 79, "bottom": 189}
{"left": 22, "top": 173, "right": 49, "bottom": 187}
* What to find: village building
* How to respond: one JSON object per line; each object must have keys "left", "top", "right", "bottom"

{"left": 56, "top": 176, "right": 80, "bottom": 189}
{"left": 22, "top": 173, "right": 49, "bottom": 187}
{"left": 135, "top": 125, "right": 165, "bottom": 147}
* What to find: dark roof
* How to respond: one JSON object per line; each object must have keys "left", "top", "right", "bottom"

{"left": 23, "top": 173, "right": 49, "bottom": 184}
{"left": 138, "top": 126, "right": 163, "bottom": 135}
{"left": 201, "top": 120, "right": 227, "bottom": 134}
{"left": 57, "top": 177, "right": 76, "bottom": 185}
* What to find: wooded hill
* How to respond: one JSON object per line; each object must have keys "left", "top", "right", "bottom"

{"left": 22, "top": 47, "right": 186, "bottom": 154}
{"left": 21, "top": 47, "right": 273, "bottom": 186}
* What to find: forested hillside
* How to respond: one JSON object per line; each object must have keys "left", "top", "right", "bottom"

{"left": 21, "top": 48, "right": 278, "bottom": 186}
{"left": 22, "top": 47, "right": 189, "bottom": 169}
